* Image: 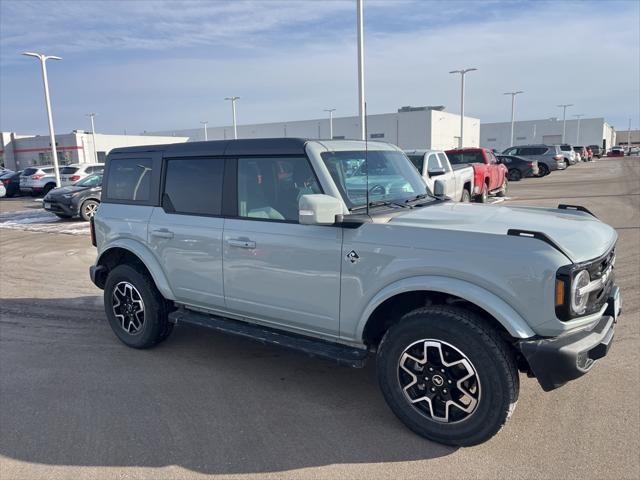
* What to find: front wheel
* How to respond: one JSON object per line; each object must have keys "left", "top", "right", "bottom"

{"left": 104, "top": 264, "right": 173, "bottom": 349}
{"left": 460, "top": 189, "right": 470, "bottom": 203}
{"left": 80, "top": 199, "right": 100, "bottom": 221}
{"left": 376, "top": 306, "right": 519, "bottom": 446}
{"left": 508, "top": 169, "right": 522, "bottom": 181}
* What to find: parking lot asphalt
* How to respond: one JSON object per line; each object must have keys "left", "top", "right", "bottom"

{"left": 1, "top": 157, "right": 638, "bottom": 480}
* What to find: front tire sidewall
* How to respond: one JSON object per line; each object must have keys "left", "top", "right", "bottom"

{"left": 104, "top": 265, "right": 168, "bottom": 349}
{"left": 80, "top": 199, "right": 99, "bottom": 221}
{"left": 377, "top": 309, "right": 518, "bottom": 446}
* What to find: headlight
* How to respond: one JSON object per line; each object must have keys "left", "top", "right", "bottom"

{"left": 62, "top": 193, "right": 75, "bottom": 199}
{"left": 571, "top": 270, "right": 590, "bottom": 314}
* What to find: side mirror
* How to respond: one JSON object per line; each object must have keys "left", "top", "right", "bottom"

{"left": 299, "top": 194, "right": 343, "bottom": 225}
{"left": 433, "top": 179, "right": 446, "bottom": 197}
{"left": 427, "top": 167, "right": 446, "bottom": 177}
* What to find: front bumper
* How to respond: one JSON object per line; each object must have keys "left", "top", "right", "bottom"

{"left": 43, "top": 197, "right": 77, "bottom": 217}
{"left": 517, "top": 286, "right": 620, "bottom": 391}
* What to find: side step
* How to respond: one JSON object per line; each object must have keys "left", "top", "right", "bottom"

{"left": 168, "top": 308, "right": 369, "bottom": 368}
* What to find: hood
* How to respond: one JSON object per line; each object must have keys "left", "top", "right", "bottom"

{"left": 46, "top": 185, "right": 90, "bottom": 197}
{"left": 389, "top": 202, "right": 617, "bottom": 263}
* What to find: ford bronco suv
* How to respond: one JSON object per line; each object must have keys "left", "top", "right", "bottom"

{"left": 90, "top": 138, "right": 621, "bottom": 446}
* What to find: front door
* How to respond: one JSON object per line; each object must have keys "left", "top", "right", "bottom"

{"left": 148, "top": 156, "right": 226, "bottom": 309}
{"left": 223, "top": 156, "right": 342, "bottom": 337}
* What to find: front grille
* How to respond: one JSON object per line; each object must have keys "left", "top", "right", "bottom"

{"left": 583, "top": 248, "right": 615, "bottom": 315}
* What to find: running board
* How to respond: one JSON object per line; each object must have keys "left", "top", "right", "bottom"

{"left": 168, "top": 308, "right": 369, "bottom": 368}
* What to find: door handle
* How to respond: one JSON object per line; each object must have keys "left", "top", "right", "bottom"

{"left": 227, "top": 238, "right": 256, "bottom": 249}
{"left": 151, "top": 229, "right": 174, "bottom": 239}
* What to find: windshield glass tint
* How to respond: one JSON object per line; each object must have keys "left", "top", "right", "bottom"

{"left": 320, "top": 150, "right": 427, "bottom": 209}
{"left": 76, "top": 174, "right": 102, "bottom": 187}
{"left": 447, "top": 151, "right": 483, "bottom": 164}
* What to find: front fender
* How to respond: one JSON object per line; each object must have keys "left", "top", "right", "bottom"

{"left": 356, "top": 276, "right": 536, "bottom": 340}
{"left": 98, "top": 238, "right": 175, "bottom": 301}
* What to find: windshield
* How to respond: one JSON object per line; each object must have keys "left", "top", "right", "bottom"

{"left": 75, "top": 173, "right": 102, "bottom": 187}
{"left": 447, "top": 151, "right": 484, "bottom": 165}
{"left": 320, "top": 150, "right": 429, "bottom": 209}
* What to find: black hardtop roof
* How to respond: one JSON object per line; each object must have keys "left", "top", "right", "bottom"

{"left": 108, "top": 137, "right": 311, "bottom": 158}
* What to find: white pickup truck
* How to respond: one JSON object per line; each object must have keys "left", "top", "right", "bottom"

{"left": 405, "top": 149, "right": 474, "bottom": 202}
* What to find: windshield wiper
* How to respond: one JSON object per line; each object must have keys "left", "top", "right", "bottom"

{"left": 349, "top": 200, "right": 411, "bottom": 212}
{"left": 405, "top": 193, "right": 441, "bottom": 204}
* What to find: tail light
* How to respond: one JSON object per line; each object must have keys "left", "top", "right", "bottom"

{"left": 553, "top": 154, "right": 563, "bottom": 161}
{"left": 90, "top": 216, "right": 97, "bottom": 247}
{"left": 31, "top": 174, "right": 44, "bottom": 180}
{"left": 528, "top": 162, "right": 534, "bottom": 167}
{"left": 70, "top": 175, "right": 81, "bottom": 181}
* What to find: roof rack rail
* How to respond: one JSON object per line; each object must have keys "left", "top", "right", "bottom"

{"left": 557, "top": 204, "right": 597, "bottom": 218}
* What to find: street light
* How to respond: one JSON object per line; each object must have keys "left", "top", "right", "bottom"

{"left": 449, "top": 68, "right": 477, "bottom": 148}
{"left": 324, "top": 108, "right": 336, "bottom": 139}
{"left": 22, "top": 51, "right": 63, "bottom": 187}
{"left": 224, "top": 96, "right": 240, "bottom": 139}
{"left": 503, "top": 91, "right": 524, "bottom": 148}
{"left": 356, "top": 0, "right": 365, "bottom": 140}
{"left": 573, "top": 114, "right": 584, "bottom": 145}
{"left": 557, "top": 104, "right": 573, "bottom": 143}
{"left": 85, "top": 113, "right": 98, "bottom": 164}
{"left": 200, "top": 121, "right": 208, "bottom": 141}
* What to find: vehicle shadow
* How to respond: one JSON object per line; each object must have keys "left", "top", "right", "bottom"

{"left": 0, "top": 296, "right": 456, "bottom": 475}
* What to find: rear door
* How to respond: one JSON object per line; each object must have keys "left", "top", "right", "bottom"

{"left": 222, "top": 156, "right": 342, "bottom": 336}
{"left": 148, "top": 156, "right": 226, "bottom": 309}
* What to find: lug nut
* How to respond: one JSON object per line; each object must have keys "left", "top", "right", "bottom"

{"left": 429, "top": 367, "right": 434, "bottom": 372}
{"left": 442, "top": 389, "right": 448, "bottom": 394}
{"left": 431, "top": 387, "right": 436, "bottom": 392}
{"left": 448, "top": 380, "right": 452, "bottom": 384}
{"left": 417, "top": 383, "right": 425, "bottom": 390}
{"left": 440, "top": 369, "right": 445, "bottom": 373}
{"left": 424, "top": 377, "right": 429, "bottom": 382}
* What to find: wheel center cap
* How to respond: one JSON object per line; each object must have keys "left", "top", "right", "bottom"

{"left": 432, "top": 374, "right": 444, "bottom": 387}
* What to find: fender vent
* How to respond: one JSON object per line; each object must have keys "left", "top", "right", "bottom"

{"left": 507, "top": 229, "right": 570, "bottom": 259}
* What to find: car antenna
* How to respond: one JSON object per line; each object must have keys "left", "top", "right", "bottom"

{"left": 365, "top": 101, "right": 369, "bottom": 217}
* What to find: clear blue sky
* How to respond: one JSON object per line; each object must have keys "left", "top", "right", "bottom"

{"left": 1, "top": 0, "right": 638, "bottom": 135}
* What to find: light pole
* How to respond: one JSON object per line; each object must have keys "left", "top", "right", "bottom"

{"left": 503, "top": 91, "right": 523, "bottom": 148}
{"left": 356, "top": 0, "right": 365, "bottom": 140}
{"left": 450, "top": 68, "right": 477, "bottom": 148}
{"left": 628, "top": 118, "right": 632, "bottom": 154}
{"left": 324, "top": 108, "right": 336, "bottom": 139}
{"left": 200, "top": 121, "right": 208, "bottom": 141}
{"left": 225, "top": 96, "right": 240, "bottom": 139}
{"left": 557, "top": 104, "right": 573, "bottom": 144}
{"left": 573, "top": 114, "right": 584, "bottom": 145}
{"left": 22, "top": 51, "right": 62, "bottom": 187}
{"left": 85, "top": 113, "right": 99, "bottom": 164}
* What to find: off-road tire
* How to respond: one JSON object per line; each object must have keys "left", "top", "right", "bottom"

{"left": 376, "top": 306, "right": 519, "bottom": 446}
{"left": 104, "top": 264, "right": 173, "bottom": 349}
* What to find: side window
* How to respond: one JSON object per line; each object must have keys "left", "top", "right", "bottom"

{"left": 437, "top": 153, "right": 451, "bottom": 172}
{"left": 533, "top": 147, "right": 547, "bottom": 155}
{"left": 487, "top": 152, "right": 497, "bottom": 164}
{"left": 162, "top": 158, "right": 224, "bottom": 216}
{"left": 105, "top": 158, "right": 153, "bottom": 202}
{"left": 237, "top": 157, "right": 322, "bottom": 222}
{"left": 408, "top": 155, "right": 424, "bottom": 172}
{"left": 426, "top": 154, "right": 440, "bottom": 172}
{"left": 501, "top": 157, "right": 511, "bottom": 164}
{"left": 504, "top": 148, "right": 517, "bottom": 155}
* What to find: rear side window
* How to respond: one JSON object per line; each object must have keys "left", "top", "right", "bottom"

{"left": 22, "top": 168, "right": 38, "bottom": 176}
{"left": 408, "top": 155, "right": 424, "bottom": 172}
{"left": 426, "top": 154, "right": 440, "bottom": 172}
{"left": 437, "top": 153, "right": 451, "bottom": 171}
{"left": 61, "top": 167, "right": 79, "bottom": 174}
{"left": 447, "top": 151, "right": 483, "bottom": 164}
{"left": 106, "top": 158, "right": 153, "bottom": 202}
{"left": 162, "top": 158, "right": 224, "bottom": 216}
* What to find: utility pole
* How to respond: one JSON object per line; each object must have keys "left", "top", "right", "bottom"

{"left": 503, "top": 91, "right": 523, "bottom": 147}
{"left": 85, "top": 113, "right": 99, "bottom": 164}
{"left": 200, "top": 121, "right": 208, "bottom": 141}
{"left": 356, "top": 0, "right": 365, "bottom": 140}
{"left": 324, "top": 108, "right": 336, "bottom": 139}
{"left": 573, "top": 114, "right": 584, "bottom": 145}
{"left": 225, "top": 96, "right": 240, "bottom": 139}
{"left": 22, "top": 51, "right": 63, "bottom": 187}
{"left": 557, "top": 104, "right": 573, "bottom": 143}
{"left": 449, "top": 68, "right": 478, "bottom": 148}
{"left": 628, "top": 118, "right": 632, "bottom": 154}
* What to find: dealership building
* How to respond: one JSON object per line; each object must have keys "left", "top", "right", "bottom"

{"left": 0, "top": 131, "right": 188, "bottom": 171}
{"left": 480, "top": 117, "right": 616, "bottom": 152}
{"left": 148, "top": 106, "right": 480, "bottom": 151}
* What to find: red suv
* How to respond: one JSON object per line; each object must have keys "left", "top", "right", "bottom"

{"left": 445, "top": 148, "right": 508, "bottom": 202}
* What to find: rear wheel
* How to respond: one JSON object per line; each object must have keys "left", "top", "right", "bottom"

{"left": 476, "top": 184, "right": 488, "bottom": 203}
{"left": 376, "top": 306, "right": 519, "bottom": 446}
{"left": 496, "top": 178, "right": 508, "bottom": 197}
{"left": 104, "top": 264, "right": 173, "bottom": 349}
{"left": 538, "top": 163, "right": 549, "bottom": 176}
{"left": 508, "top": 169, "right": 522, "bottom": 181}
{"left": 43, "top": 183, "right": 55, "bottom": 195}
{"left": 460, "top": 189, "right": 470, "bottom": 203}
{"left": 80, "top": 199, "right": 100, "bottom": 221}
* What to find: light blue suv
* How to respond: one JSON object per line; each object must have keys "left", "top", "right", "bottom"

{"left": 90, "top": 138, "right": 620, "bottom": 446}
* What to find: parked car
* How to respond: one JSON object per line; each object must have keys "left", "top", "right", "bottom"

{"left": 60, "top": 163, "right": 105, "bottom": 187}
{"left": 608, "top": 146, "right": 625, "bottom": 157}
{"left": 502, "top": 145, "right": 566, "bottom": 176}
{"left": 19, "top": 166, "right": 57, "bottom": 196}
{"left": 495, "top": 155, "right": 539, "bottom": 181}
{"left": 588, "top": 145, "right": 603, "bottom": 158}
{"left": 0, "top": 181, "right": 5, "bottom": 198}
{"left": 0, "top": 166, "right": 13, "bottom": 175}
{"left": 43, "top": 173, "right": 103, "bottom": 220}
{"left": 574, "top": 146, "right": 587, "bottom": 162}
{"left": 628, "top": 146, "right": 640, "bottom": 156}
{"left": 585, "top": 146, "right": 593, "bottom": 161}
{"left": 90, "top": 138, "right": 621, "bottom": 446}
{"left": 444, "top": 147, "right": 508, "bottom": 203}
{"left": 0, "top": 170, "right": 23, "bottom": 197}
{"left": 559, "top": 145, "right": 577, "bottom": 165}
{"left": 405, "top": 149, "right": 474, "bottom": 202}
